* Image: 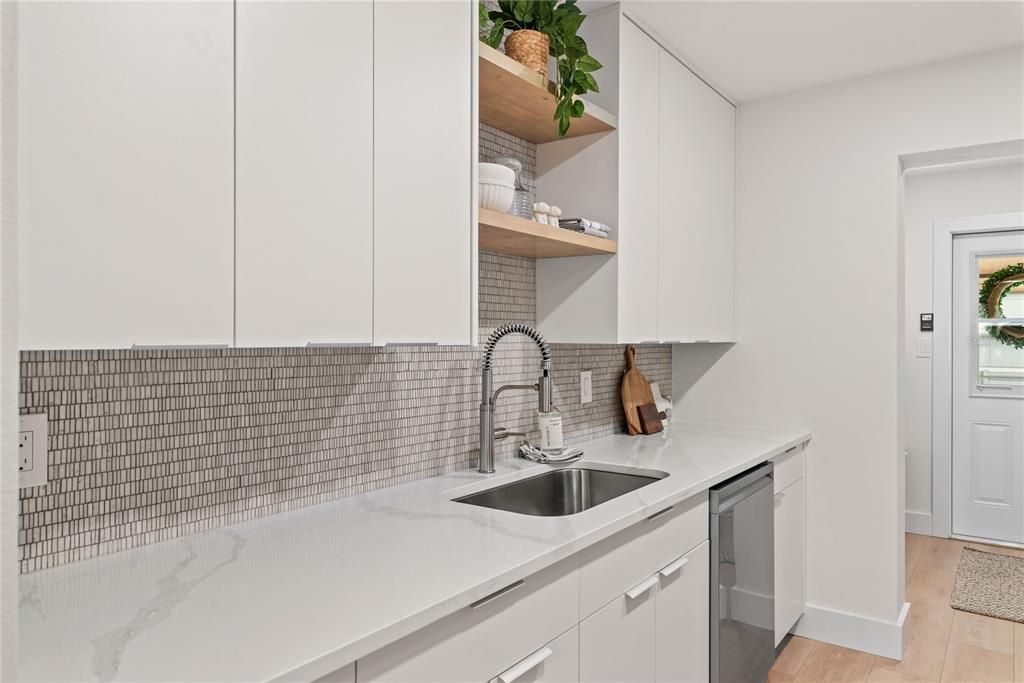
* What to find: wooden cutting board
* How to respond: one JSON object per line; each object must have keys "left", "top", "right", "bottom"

{"left": 621, "top": 345, "right": 656, "bottom": 436}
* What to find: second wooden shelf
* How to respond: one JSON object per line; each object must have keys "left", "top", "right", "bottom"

{"left": 479, "top": 208, "right": 617, "bottom": 258}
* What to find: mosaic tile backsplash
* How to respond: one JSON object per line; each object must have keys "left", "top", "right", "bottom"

{"left": 17, "top": 126, "right": 671, "bottom": 574}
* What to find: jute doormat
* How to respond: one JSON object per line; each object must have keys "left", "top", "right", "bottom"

{"left": 950, "top": 546, "right": 1024, "bottom": 623}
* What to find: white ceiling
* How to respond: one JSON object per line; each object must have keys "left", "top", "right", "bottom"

{"left": 622, "top": 1, "right": 1024, "bottom": 102}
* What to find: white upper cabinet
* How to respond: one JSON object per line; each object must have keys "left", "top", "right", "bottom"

{"left": 537, "top": 12, "right": 735, "bottom": 344}
{"left": 617, "top": 17, "right": 662, "bottom": 343}
{"left": 18, "top": 1, "right": 235, "bottom": 349}
{"left": 235, "top": 0, "right": 373, "bottom": 347}
{"left": 658, "top": 49, "right": 736, "bottom": 343}
{"left": 372, "top": 0, "right": 476, "bottom": 345}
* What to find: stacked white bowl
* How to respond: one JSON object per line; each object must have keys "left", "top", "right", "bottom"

{"left": 479, "top": 163, "right": 515, "bottom": 213}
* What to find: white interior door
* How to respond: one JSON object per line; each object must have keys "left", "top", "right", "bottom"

{"left": 952, "top": 230, "right": 1024, "bottom": 544}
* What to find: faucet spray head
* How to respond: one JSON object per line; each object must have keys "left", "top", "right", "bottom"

{"left": 538, "top": 372, "right": 553, "bottom": 413}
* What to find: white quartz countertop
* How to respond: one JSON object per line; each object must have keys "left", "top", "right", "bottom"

{"left": 19, "top": 421, "right": 811, "bottom": 683}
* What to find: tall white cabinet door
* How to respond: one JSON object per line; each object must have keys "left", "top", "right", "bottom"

{"left": 656, "top": 541, "right": 710, "bottom": 682}
{"left": 580, "top": 589, "right": 656, "bottom": 683}
{"left": 372, "top": 1, "right": 475, "bottom": 345}
{"left": 18, "top": 2, "right": 234, "bottom": 349}
{"left": 236, "top": 0, "right": 373, "bottom": 347}
{"left": 775, "top": 479, "right": 806, "bottom": 645}
{"left": 617, "top": 17, "right": 661, "bottom": 343}
{"left": 657, "top": 52, "right": 736, "bottom": 343}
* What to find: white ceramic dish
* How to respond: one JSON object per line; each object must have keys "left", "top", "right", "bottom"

{"left": 480, "top": 181, "right": 514, "bottom": 212}
{"left": 479, "top": 162, "right": 516, "bottom": 185}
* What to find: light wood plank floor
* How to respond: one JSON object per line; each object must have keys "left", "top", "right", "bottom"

{"left": 769, "top": 533, "right": 1024, "bottom": 682}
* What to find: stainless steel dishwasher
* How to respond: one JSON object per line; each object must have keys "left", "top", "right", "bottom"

{"left": 710, "top": 462, "right": 775, "bottom": 683}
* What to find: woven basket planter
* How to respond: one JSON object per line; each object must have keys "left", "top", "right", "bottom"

{"left": 505, "top": 29, "right": 549, "bottom": 79}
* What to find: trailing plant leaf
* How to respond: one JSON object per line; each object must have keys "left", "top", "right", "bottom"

{"left": 479, "top": 0, "right": 603, "bottom": 136}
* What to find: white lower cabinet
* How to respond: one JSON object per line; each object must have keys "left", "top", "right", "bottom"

{"left": 773, "top": 445, "right": 807, "bottom": 645}
{"left": 656, "top": 541, "right": 710, "bottom": 683}
{"left": 357, "top": 556, "right": 579, "bottom": 683}
{"left": 580, "top": 539, "right": 710, "bottom": 683}
{"left": 355, "top": 493, "right": 715, "bottom": 683}
{"left": 580, "top": 581, "right": 657, "bottom": 683}
{"left": 489, "top": 626, "right": 579, "bottom": 683}
{"left": 774, "top": 478, "right": 806, "bottom": 645}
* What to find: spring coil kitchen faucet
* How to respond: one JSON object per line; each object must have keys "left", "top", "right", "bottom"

{"left": 479, "top": 323, "right": 553, "bottom": 473}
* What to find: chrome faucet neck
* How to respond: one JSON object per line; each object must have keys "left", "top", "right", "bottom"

{"left": 478, "top": 324, "right": 554, "bottom": 474}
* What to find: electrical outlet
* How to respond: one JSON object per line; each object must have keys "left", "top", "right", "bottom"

{"left": 580, "top": 370, "right": 593, "bottom": 404}
{"left": 18, "top": 414, "right": 48, "bottom": 489}
{"left": 19, "top": 431, "right": 33, "bottom": 471}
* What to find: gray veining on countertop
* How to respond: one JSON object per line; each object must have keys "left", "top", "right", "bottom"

{"left": 90, "top": 530, "right": 246, "bottom": 682}
{"left": 19, "top": 421, "right": 810, "bottom": 683}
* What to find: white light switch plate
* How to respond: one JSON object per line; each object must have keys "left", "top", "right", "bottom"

{"left": 580, "top": 370, "right": 593, "bottom": 404}
{"left": 915, "top": 337, "right": 932, "bottom": 359}
{"left": 19, "top": 413, "right": 48, "bottom": 489}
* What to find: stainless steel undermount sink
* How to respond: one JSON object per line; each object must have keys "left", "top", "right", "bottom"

{"left": 453, "top": 466, "right": 669, "bottom": 517}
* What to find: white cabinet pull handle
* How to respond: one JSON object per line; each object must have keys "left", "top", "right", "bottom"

{"left": 471, "top": 580, "right": 525, "bottom": 609}
{"left": 659, "top": 556, "right": 688, "bottom": 578}
{"left": 646, "top": 506, "right": 675, "bottom": 522}
{"left": 496, "top": 647, "right": 553, "bottom": 683}
{"left": 626, "top": 575, "right": 659, "bottom": 600}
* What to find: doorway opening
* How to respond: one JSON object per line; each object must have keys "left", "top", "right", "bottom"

{"left": 899, "top": 142, "right": 1024, "bottom": 543}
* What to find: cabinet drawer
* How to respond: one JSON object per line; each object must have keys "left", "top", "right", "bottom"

{"left": 488, "top": 626, "right": 579, "bottom": 683}
{"left": 773, "top": 444, "right": 805, "bottom": 493}
{"left": 580, "top": 581, "right": 657, "bottom": 683}
{"left": 579, "top": 491, "right": 708, "bottom": 618}
{"left": 358, "top": 556, "right": 579, "bottom": 683}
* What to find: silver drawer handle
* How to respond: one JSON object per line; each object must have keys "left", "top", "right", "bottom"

{"left": 659, "top": 556, "right": 689, "bottom": 578}
{"left": 626, "top": 574, "right": 659, "bottom": 600}
{"left": 496, "top": 647, "right": 553, "bottom": 683}
{"left": 471, "top": 580, "right": 524, "bottom": 609}
{"left": 646, "top": 506, "right": 675, "bottom": 522}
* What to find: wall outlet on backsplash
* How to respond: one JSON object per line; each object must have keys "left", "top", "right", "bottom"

{"left": 19, "top": 413, "right": 48, "bottom": 489}
{"left": 580, "top": 371, "right": 593, "bottom": 404}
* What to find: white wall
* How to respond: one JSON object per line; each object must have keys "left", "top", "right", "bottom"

{"left": 903, "top": 161, "right": 1024, "bottom": 534}
{"left": 673, "top": 46, "right": 1024, "bottom": 655}
{"left": 0, "top": 1, "right": 16, "bottom": 676}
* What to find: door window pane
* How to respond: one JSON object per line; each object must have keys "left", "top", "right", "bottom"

{"left": 977, "top": 254, "right": 1024, "bottom": 387}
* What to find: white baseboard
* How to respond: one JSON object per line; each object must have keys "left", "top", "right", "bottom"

{"left": 791, "top": 602, "right": 910, "bottom": 660}
{"left": 906, "top": 511, "right": 933, "bottom": 535}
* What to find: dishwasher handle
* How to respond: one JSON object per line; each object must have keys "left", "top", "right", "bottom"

{"left": 710, "top": 462, "right": 774, "bottom": 513}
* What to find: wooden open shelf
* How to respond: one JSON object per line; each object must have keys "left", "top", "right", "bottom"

{"left": 479, "top": 43, "right": 617, "bottom": 144}
{"left": 479, "top": 208, "right": 617, "bottom": 258}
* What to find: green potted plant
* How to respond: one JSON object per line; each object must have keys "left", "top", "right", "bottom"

{"left": 480, "top": 0, "right": 603, "bottom": 136}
